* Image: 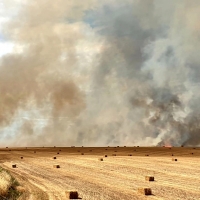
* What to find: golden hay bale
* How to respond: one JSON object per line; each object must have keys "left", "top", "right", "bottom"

{"left": 98, "top": 158, "right": 103, "bottom": 161}
{"left": 145, "top": 176, "right": 154, "bottom": 181}
{"left": 172, "top": 158, "right": 177, "bottom": 161}
{"left": 12, "top": 164, "right": 17, "bottom": 168}
{"left": 105, "top": 155, "right": 107, "bottom": 157}
{"left": 65, "top": 190, "right": 79, "bottom": 199}
{"left": 53, "top": 157, "right": 56, "bottom": 159}
{"left": 112, "top": 154, "right": 116, "bottom": 156}
{"left": 137, "top": 188, "right": 152, "bottom": 195}
{"left": 53, "top": 164, "right": 60, "bottom": 168}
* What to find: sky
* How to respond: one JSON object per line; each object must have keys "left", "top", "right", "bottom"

{"left": 0, "top": 0, "right": 200, "bottom": 147}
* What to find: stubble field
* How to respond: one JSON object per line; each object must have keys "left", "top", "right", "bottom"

{"left": 0, "top": 146, "right": 200, "bottom": 200}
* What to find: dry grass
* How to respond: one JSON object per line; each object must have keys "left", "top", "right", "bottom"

{"left": 0, "top": 170, "right": 12, "bottom": 196}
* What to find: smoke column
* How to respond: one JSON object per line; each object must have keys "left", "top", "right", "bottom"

{"left": 0, "top": 0, "right": 200, "bottom": 147}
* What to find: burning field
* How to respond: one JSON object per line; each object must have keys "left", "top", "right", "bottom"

{"left": 1, "top": 146, "right": 200, "bottom": 199}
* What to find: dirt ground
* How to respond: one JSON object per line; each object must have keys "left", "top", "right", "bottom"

{"left": 0, "top": 146, "right": 200, "bottom": 200}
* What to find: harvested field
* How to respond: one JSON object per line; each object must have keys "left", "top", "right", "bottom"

{"left": 0, "top": 147, "right": 200, "bottom": 199}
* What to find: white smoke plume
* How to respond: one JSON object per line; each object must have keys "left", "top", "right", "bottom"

{"left": 0, "top": 0, "right": 200, "bottom": 147}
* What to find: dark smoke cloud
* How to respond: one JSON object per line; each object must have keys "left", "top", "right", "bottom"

{"left": 0, "top": 0, "right": 200, "bottom": 146}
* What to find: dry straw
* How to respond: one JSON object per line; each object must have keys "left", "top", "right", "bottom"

{"left": 65, "top": 190, "right": 79, "bottom": 199}
{"left": 138, "top": 188, "right": 152, "bottom": 195}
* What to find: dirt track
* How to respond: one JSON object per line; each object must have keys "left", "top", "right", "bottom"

{"left": 0, "top": 146, "right": 200, "bottom": 200}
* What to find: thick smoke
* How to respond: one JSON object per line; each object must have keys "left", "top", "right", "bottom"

{"left": 0, "top": 0, "right": 200, "bottom": 146}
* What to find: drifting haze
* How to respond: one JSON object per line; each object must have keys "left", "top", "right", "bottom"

{"left": 0, "top": 0, "right": 200, "bottom": 146}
